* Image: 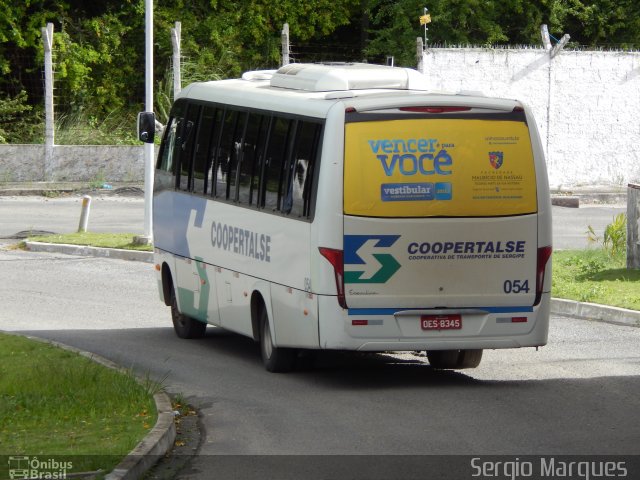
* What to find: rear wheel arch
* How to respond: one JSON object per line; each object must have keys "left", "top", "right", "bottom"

{"left": 250, "top": 291, "right": 264, "bottom": 342}
{"left": 161, "top": 262, "right": 173, "bottom": 306}
{"left": 251, "top": 290, "right": 296, "bottom": 372}
{"left": 258, "top": 304, "right": 296, "bottom": 372}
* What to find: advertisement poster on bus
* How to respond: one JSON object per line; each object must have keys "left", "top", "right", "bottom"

{"left": 344, "top": 118, "right": 537, "bottom": 218}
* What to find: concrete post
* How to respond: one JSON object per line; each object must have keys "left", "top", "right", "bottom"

{"left": 281, "top": 23, "right": 290, "bottom": 66}
{"left": 627, "top": 183, "right": 640, "bottom": 269}
{"left": 550, "top": 34, "right": 571, "bottom": 58}
{"left": 540, "top": 24, "right": 552, "bottom": 51}
{"left": 78, "top": 195, "right": 92, "bottom": 233}
{"left": 42, "top": 23, "right": 54, "bottom": 181}
{"left": 416, "top": 37, "right": 424, "bottom": 73}
{"left": 171, "top": 22, "right": 181, "bottom": 99}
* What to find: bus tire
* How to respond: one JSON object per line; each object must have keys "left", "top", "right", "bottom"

{"left": 427, "top": 350, "right": 460, "bottom": 369}
{"left": 171, "top": 290, "right": 206, "bottom": 339}
{"left": 457, "top": 349, "right": 483, "bottom": 369}
{"left": 427, "top": 349, "right": 483, "bottom": 369}
{"left": 259, "top": 307, "right": 295, "bottom": 373}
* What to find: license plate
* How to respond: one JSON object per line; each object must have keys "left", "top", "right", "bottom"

{"left": 421, "top": 314, "right": 462, "bottom": 330}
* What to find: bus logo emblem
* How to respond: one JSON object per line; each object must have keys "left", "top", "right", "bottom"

{"left": 489, "top": 151, "right": 504, "bottom": 169}
{"left": 344, "top": 235, "right": 401, "bottom": 284}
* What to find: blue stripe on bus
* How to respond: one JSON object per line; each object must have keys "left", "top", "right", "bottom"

{"left": 154, "top": 191, "right": 208, "bottom": 259}
{"left": 347, "top": 306, "right": 534, "bottom": 316}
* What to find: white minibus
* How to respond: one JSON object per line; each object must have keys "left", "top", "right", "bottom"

{"left": 139, "top": 63, "right": 552, "bottom": 372}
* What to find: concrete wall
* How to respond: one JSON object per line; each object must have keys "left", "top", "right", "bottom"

{"left": 420, "top": 47, "right": 640, "bottom": 190}
{"left": 0, "top": 145, "right": 145, "bottom": 183}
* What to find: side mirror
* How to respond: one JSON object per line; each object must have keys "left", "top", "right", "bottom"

{"left": 137, "top": 111, "right": 156, "bottom": 143}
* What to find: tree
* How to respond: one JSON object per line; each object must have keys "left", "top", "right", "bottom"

{"left": 154, "top": 0, "right": 358, "bottom": 78}
{"left": 364, "top": 0, "right": 511, "bottom": 66}
{"left": 0, "top": 91, "right": 41, "bottom": 143}
{"left": 362, "top": 0, "right": 640, "bottom": 66}
{"left": 544, "top": 0, "right": 640, "bottom": 48}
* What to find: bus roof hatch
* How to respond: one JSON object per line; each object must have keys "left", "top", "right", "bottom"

{"left": 270, "top": 63, "right": 428, "bottom": 92}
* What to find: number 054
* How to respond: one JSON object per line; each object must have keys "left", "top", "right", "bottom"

{"left": 503, "top": 279, "right": 530, "bottom": 294}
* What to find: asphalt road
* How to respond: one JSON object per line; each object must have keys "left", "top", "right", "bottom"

{"left": 0, "top": 195, "right": 145, "bottom": 240}
{"left": 1, "top": 249, "right": 639, "bottom": 479}
{"left": 551, "top": 204, "right": 628, "bottom": 250}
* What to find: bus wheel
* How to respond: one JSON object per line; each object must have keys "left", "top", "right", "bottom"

{"left": 457, "top": 349, "right": 483, "bottom": 368}
{"left": 171, "top": 290, "right": 206, "bottom": 339}
{"left": 427, "top": 350, "right": 460, "bottom": 369}
{"left": 427, "top": 349, "right": 483, "bottom": 369}
{"left": 259, "top": 308, "right": 295, "bottom": 373}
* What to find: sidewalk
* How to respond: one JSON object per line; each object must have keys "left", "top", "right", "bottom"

{"left": 550, "top": 184, "right": 629, "bottom": 207}
{"left": 0, "top": 181, "right": 145, "bottom": 197}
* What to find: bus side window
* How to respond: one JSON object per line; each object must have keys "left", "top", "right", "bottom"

{"left": 208, "top": 108, "right": 225, "bottom": 198}
{"left": 177, "top": 104, "right": 201, "bottom": 192}
{"left": 156, "top": 100, "right": 186, "bottom": 176}
{"left": 214, "top": 109, "right": 240, "bottom": 199}
{"left": 263, "top": 117, "right": 293, "bottom": 211}
{"left": 286, "top": 121, "right": 322, "bottom": 218}
{"left": 157, "top": 116, "right": 180, "bottom": 173}
{"left": 227, "top": 111, "right": 248, "bottom": 202}
{"left": 192, "top": 106, "right": 217, "bottom": 195}
{"left": 238, "top": 113, "right": 269, "bottom": 206}
{"left": 303, "top": 123, "right": 322, "bottom": 218}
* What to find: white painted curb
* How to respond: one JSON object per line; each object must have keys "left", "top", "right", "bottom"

{"left": 25, "top": 241, "right": 153, "bottom": 263}
{"left": 551, "top": 298, "right": 640, "bottom": 327}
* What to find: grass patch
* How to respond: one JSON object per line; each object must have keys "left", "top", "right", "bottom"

{"left": 0, "top": 333, "right": 158, "bottom": 476}
{"left": 553, "top": 249, "right": 640, "bottom": 310}
{"left": 28, "top": 232, "right": 152, "bottom": 252}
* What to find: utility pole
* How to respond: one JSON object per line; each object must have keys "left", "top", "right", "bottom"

{"left": 140, "top": 0, "right": 154, "bottom": 244}
{"left": 420, "top": 8, "right": 431, "bottom": 46}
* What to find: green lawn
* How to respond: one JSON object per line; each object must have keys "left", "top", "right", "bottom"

{"left": 0, "top": 333, "right": 158, "bottom": 477}
{"left": 28, "top": 232, "right": 152, "bottom": 252}
{"left": 553, "top": 249, "right": 640, "bottom": 310}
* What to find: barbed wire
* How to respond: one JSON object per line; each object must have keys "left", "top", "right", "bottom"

{"left": 425, "top": 42, "right": 640, "bottom": 52}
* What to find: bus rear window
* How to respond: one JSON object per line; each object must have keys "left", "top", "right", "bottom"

{"left": 343, "top": 116, "right": 537, "bottom": 217}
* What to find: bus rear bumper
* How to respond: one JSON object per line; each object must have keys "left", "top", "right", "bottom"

{"left": 318, "top": 294, "right": 550, "bottom": 352}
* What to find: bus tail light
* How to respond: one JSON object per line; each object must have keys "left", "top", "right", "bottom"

{"left": 319, "top": 247, "right": 347, "bottom": 309}
{"left": 399, "top": 106, "right": 471, "bottom": 113}
{"left": 534, "top": 246, "right": 552, "bottom": 306}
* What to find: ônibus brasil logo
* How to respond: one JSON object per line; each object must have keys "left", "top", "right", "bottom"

{"left": 344, "top": 235, "right": 401, "bottom": 284}
{"left": 8, "top": 456, "right": 73, "bottom": 479}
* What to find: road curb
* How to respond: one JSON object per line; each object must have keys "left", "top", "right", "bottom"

{"left": 550, "top": 298, "right": 640, "bottom": 327}
{"left": 551, "top": 195, "right": 580, "bottom": 208}
{"left": 3, "top": 333, "right": 176, "bottom": 480}
{"left": 105, "top": 392, "right": 176, "bottom": 480}
{"left": 24, "top": 241, "right": 153, "bottom": 263}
